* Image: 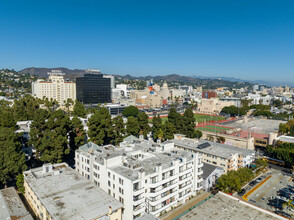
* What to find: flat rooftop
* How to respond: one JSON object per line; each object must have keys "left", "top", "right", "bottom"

{"left": 179, "top": 193, "right": 282, "bottom": 220}
{"left": 24, "top": 164, "right": 123, "bottom": 220}
{"left": 224, "top": 118, "right": 284, "bottom": 135}
{"left": 0, "top": 187, "right": 33, "bottom": 220}
{"left": 173, "top": 139, "right": 255, "bottom": 159}
{"left": 77, "top": 138, "right": 195, "bottom": 181}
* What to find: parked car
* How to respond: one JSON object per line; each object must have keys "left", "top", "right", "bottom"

{"left": 249, "top": 181, "right": 256, "bottom": 186}
{"left": 256, "top": 177, "right": 262, "bottom": 183}
{"left": 239, "top": 189, "right": 246, "bottom": 196}
{"left": 274, "top": 210, "right": 292, "bottom": 219}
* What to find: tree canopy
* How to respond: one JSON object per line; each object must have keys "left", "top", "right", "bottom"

{"left": 122, "top": 105, "right": 139, "bottom": 118}
{"left": 216, "top": 168, "right": 254, "bottom": 193}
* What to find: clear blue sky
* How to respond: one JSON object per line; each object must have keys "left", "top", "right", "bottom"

{"left": 1, "top": 0, "right": 294, "bottom": 82}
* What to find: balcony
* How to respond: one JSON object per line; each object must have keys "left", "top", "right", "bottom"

{"left": 197, "top": 177, "right": 203, "bottom": 183}
{"left": 179, "top": 183, "right": 192, "bottom": 193}
{"left": 133, "top": 196, "right": 145, "bottom": 206}
{"left": 149, "top": 175, "right": 177, "bottom": 188}
{"left": 179, "top": 174, "right": 192, "bottom": 182}
{"left": 180, "top": 167, "right": 193, "bottom": 176}
{"left": 133, "top": 187, "right": 145, "bottom": 196}
{"left": 133, "top": 205, "right": 145, "bottom": 216}
{"left": 150, "top": 183, "right": 176, "bottom": 197}
{"left": 150, "top": 200, "right": 178, "bottom": 216}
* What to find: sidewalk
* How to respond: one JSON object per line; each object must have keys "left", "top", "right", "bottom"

{"left": 160, "top": 192, "right": 210, "bottom": 220}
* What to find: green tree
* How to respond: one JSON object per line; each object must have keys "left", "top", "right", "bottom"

{"left": 126, "top": 116, "right": 140, "bottom": 137}
{"left": 152, "top": 114, "right": 163, "bottom": 141}
{"left": 13, "top": 95, "right": 39, "bottom": 121}
{"left": 216, "top": 136, "right": 225, "bottom": 143}
{"left": 0, "top": 127, "right": 26, "bottom": 187}
{"left": 38, "top": 110, "right": 71, "bottom": 163}
{"left": 168, "top": 108, "right": 183, "bottom": 132}
{"left": 69, "top": 116, "right": 86, "bottom": 149}
{"left": 16, "top": 174, "right": 25, "bottom": 194}
{"left": 73, "top": 100, "right": 86, "bottom": 118}
{"left": 195, "top": 130, "right": 202, "bottom": 139}
{"left": 112, "top": 116, "right": 125, "bottom": 145}
{"left": 29, "top": 109, "right": 50, "bottom": 157}
{"left": 138, "top": 112, "right": 151, "bottom": 138}
{"left": 216, "top": 168, "right": 254, "bottom": 193}
{"left": 163, "top": 121, "right": 176, "bottom": 140}
{"left": 207, "top": 134, "right": 214, "bottom": 141}
{"left": 182, "top": 108, "right": 197, "bottom": 138}
{"left": 122, "top": 106, "right": 139, "bottom": 118}
{"left": 255, "top": 159, "right": 268, "bottom": 169}
{"left": 0, "top": 110, "right": 16, "bottom": 129}
{"left": 88, "top": 107, "right": 113, "bottom": 145}
{"left": 64, "top": 98, "right": 74, "bottom": 115}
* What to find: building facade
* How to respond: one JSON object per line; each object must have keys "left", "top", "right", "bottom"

{"left": 75, "top": 137, "right": 203, "bottom": 219}
{"left": 173, "top": 135, "right": 255, "bottom": 173}
{"left": 76, "top": 73, "right": 113, "bottom": 104}
{"left": 201, "top": 163, "right": 225, "bottom": 191}
{"left": 32, "top": 70, "right": 76, "bottom": 105}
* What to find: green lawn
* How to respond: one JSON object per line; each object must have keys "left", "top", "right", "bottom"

{"left": 196, "top": 127, "right": 224, "bottom": 133}
{"left": 149, "top": 114, "right": 225, "bottom": 124}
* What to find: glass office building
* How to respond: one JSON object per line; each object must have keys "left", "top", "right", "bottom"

{"left": 76, "top": 74, "right": 113, "bottom": 104}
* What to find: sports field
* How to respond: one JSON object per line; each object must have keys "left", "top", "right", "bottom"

{"left": 196, "top": 125, "right": 232, "bottom": 133}
{"left": 149, "top": 114, "right": 225, "bottom": 124}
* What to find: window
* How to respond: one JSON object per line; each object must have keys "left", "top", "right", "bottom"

{"left": 108, "top": 172, "right": 111, "bottom": 177}
{"left": 108, "top": 189, "right": 111, "bottom": 195}
{"left": 113, "top": 184, "right": 115, "bottom": 189}
{"left": 108, "top": 181, "right": 111, "bottom": 187}
{"left": 119, "top": 178, "right": 124, "bottom": 185}
{"left": 151, "top": 176, "right": 157, "bottom": 183}
{"left": 113, "top": 193, "right": 115, "bottom": 197}
{"left": 113, "top": 175, "right": 115, "bottom": 180}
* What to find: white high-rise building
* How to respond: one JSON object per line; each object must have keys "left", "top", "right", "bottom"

{"left": 75, "top": 136, "right": 203, "bottom": 220}
{"left": 32, "top": 70, "right": 76, "bottom": 105}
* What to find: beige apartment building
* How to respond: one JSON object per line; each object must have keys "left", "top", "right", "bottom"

{"left": 23, "top": 163, "right": 123, "bottom": 220}
{"left": 32, "top": 70, "right": 76, "bottom": 105}
{"left": 173, "top": 135, "right": 255, "bottom": 173}
{"left": 198, "top": 98, "right": 235, "bottom": 114}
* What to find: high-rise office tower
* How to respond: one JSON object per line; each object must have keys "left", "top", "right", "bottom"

{"left": 76, "top": 73, "right": 114, "bottom": 104}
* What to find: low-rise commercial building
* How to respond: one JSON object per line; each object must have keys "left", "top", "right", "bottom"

{"left": 75, "top": 136, "right": 203, "bottom": 219}
{"left": 23, "top": 163, "right": 123, "bottom": 220}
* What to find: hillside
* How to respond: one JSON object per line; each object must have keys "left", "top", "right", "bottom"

{"left": 20, "top": 67, "right": 253, "bottom": 89}
{"left": 20, "top": 67, "right": 86, "bottom": 81}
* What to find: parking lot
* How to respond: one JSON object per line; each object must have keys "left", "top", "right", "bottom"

{"left": 235, "top": 166, "right": 294, "bottom": 219}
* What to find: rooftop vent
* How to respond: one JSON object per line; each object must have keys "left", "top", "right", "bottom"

{"left": 42, "top": 164, "right": 53, "bottom": 174}
{"left": 198, "top": 143, "right": 211, "bottom": 149}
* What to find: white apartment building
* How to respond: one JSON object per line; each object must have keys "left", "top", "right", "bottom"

{"left": 75, "top": 136, "right": 203, "bottom": 220}
{"left": 32, "top": 70, "right": 76, "bottom": 105}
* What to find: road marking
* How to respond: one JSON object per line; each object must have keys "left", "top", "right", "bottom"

{"left": 256, "top": 176, "right": 283, "bottom": 202}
